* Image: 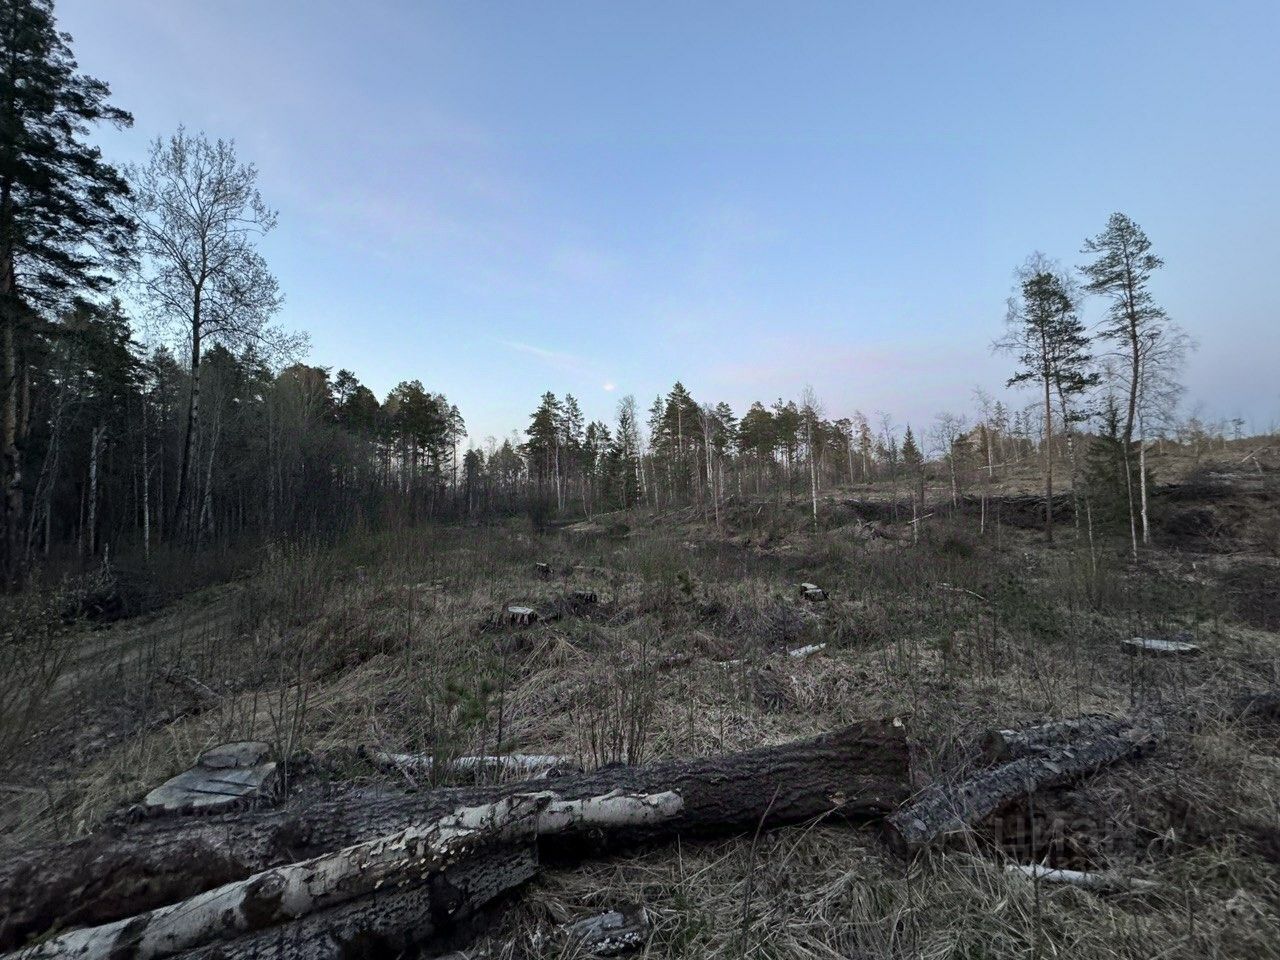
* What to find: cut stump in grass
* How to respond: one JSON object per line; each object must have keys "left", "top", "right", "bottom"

{"left": 143, "top": 742, "right": 277, "bottom": 815}
{"left": 506, "top": 605, "right": 538, "bottom": 627}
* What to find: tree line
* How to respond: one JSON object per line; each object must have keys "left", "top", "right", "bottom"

{"left": 0, "top": 0, "right": 1234, "bottom": 590}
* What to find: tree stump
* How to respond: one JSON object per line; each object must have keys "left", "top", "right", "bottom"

{"left": 798, "top": 583, "right": 827, "bottom": 601}
{"left": 143, "top": 742, "right": 277, "bottom": 815}
{"left": 506, "top": 605, "right": 538, "bottom": 627}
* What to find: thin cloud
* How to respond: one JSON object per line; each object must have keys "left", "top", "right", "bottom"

{"left": 496, "top": 338, "right": 585, "bottom": 369}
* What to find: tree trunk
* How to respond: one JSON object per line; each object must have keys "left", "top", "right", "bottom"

{"left": 885, "top": 721, "right": 1158, "bottom": 855}
{"left": 141, "top": 397, "right": 151, "bottom": 558}
{"left": 1, "top": 720, "right": 909, "bottom": 951}
{"left": 173, "top": 313, "right": 201, "bottom": 542}
{"left": 1138, "top": 431, "right": 1150, "bottom": 545}
{"left": 1, "top": 299, "right": 24, "bottom": 586}
{"left": 177, "top": 846, "right": 537, "bottom": 960}
{"left": 87, "top": 424, "right": 105, "bottom": 556}
{"left": 1042, "top": 353, "right": 1054, "bottom": 543}
{"left": 807, "top": 423, "right": 818, "bottom": 530}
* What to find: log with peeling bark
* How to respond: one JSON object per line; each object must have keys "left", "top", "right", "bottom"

{"left": 21, "top": 792, "right": 683, "bottom": 960}
{"left": 885, "top": 721, "right": 1160, "bottom": 855}
{"left": 981, "top": 715, "right": 1128, "bottom": 763}
{"left": 177, "top": 845, "right": 539, "bottom": 960}
{"left": 0, "top": 719, "right": 909, "bottom": 953}
{"left": 366, "top": 750, "right": 580, "bottom": 780}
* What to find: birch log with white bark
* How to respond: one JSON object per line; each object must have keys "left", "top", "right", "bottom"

{"left": 368, "top": 751, "right": 579, "bottom": 780}
{"left": 177, "top": 845, "right": 538, "bottom": 960}
{"left": 19, "top": 792, "right": 681, "bottom": 960}
{"left": 1, "top": 720, "right": 910, "bottom": 952}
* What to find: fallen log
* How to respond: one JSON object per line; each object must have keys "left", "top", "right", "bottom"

{"left": 1, "top": 720, "right": 909, "bottom": 952}
{"left": 885, "top": 722, "right": 1159, "bottom": 855}
{"left": 981, "top": 715, "right": 1127, "bottom": 763}
{"left": 22, "top": 792, "right": 681, "bottom": 960}
{"left": 367, "top": 750, "right": 580, "bottom": 780}
{"left": 176, "top": 845, "right": 538, "bottom": 960}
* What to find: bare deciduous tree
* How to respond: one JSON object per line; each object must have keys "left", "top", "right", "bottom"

{"left": 127, "top": 128, "right": 296, "bottom": 540}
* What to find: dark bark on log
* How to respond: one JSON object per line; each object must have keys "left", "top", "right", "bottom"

{"left": 981, "top": 715, "right": 1128, "bottom": 763}
{"left": 0, "top": 720, "right": 909, "bottom": 951}
{"left": 886, "top": 722, "right": 1159, "bottom": 855}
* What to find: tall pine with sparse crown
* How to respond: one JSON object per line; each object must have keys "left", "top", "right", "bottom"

{"left": 1, "top": 0, "right": 133, "bottom": 585}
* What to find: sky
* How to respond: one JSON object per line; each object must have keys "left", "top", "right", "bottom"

{"left": 56, "top": 0, "right": 1280, "bottom": 444}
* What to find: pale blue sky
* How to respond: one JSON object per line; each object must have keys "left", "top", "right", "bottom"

{"left": 58, "top": 1, "right": 1279, "bottom": 441}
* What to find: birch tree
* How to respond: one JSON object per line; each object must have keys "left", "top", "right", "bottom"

{"left": 127, "top": 128, "right": 291, "bottom": 542}
{"left": 800, "top": 386, "right": 823, "bottom": 528}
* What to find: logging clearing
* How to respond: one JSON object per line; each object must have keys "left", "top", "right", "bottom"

{"left": 2, "top": 5, "right": 1277, "bottom": 954}
{"left": 3, "top": 455, "right": 1278, "bottom": 958}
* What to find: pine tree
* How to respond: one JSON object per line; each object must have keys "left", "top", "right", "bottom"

{"left": 738, "top": 401, "right": 774, "bottom": 495}
{"left": 1080, "top": 213, "right": 1174, "bottom": 553}
{"left": 1, "top": 0, "right": 134, "bottom": 581}
{"left": 998, "top": 259, "right": 1097, "bottom": 541}
{"left": 1083, "top": 396, "right": 1131, "bottom": 533}
{"left": 612, "top": 395, "right": 642, "bottom": 510}
{"left": 524, "top": 391, "right": 562, "bottom": 493}
{"left": 901, "top": 425, "right": 924, "bottom": 506}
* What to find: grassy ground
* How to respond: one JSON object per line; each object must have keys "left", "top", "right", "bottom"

{"left": 1, "top": 446, "right": 1278, "bottom": 959}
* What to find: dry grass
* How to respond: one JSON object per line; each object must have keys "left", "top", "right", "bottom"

{"left": 2, "top": 466, "right": 1279, "bottom": 957}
